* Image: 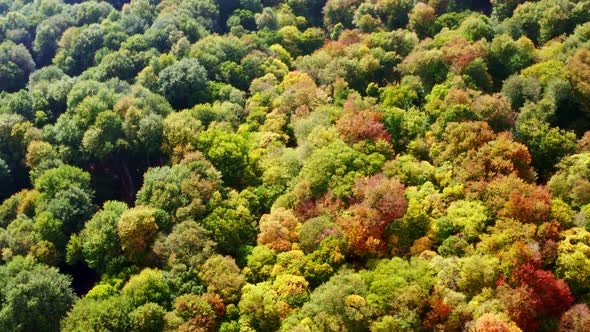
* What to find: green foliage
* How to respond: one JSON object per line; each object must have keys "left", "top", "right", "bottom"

{"left": 75, "top": 201, "right": 128, "bottom": 274}
{"left": 298, "top": 141, "right": 385, "bottom": 197}
{"left": 154, "top": 220, "right": 216, "bottom": 268}
{"left": 121, "top": 268, "right": 171, "bottom": 308}
{"left": 549, "top": 153, "right": 590, "bottom": 208}
{"left": 195, "top": 126, "right": 253, "bottom": 187}
{"left": 61, "top": 295, "right": 133, "bottom": 332}
{"left": 202, "top": 189, "right": 260, "bottom": 258}
{"left": 0, "top": 256, "right": 77, "bottom": 332}
{"left": 556, "top": 228, "right": 590, "bottom": 295}
{"left": 445, "top": 200, "right": 488, "bottom": 241}
{"left": 158, "top": 58, "right": 209, "bottom": 109}
{"left": 488, "top": 34, "right": 535, "bottom": 84}
{"left": 283, "top": 269, "right": 369, "bottom": 331}
{"left": 130, "top": 302, "right": 166, "bottom": 332}
{"left": 0, "top": 41, "right": 35, "bottom": 92}
{"left": 515, "top": 117, "right": 577, "bottom": 180}
{"left": 200, "top": 254, "right": 245, "bottom": 303}
{"left": 362, "top": 257, "right": 435, "bottom": 316}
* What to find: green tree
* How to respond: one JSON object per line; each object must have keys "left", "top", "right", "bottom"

{"left": 238, "top": 282, "right": 282, "bottom": 331}
{"left": 0, "top": 40, "right": 35, "bottom": 92}
{"left": 154, "top": 220, "right": 217, "bottom": 268}
{"left": 408, "top": 2, "right": 436, "bottom": 38}
{"left": 122, "top": 268, "right": 171, "bottom": 308}
{"left": 130, "top": 302, "right": 166, "bottom": 332}
{"left": 282, "top": 269, "right": 369, "bottom": 331}
{"left": 0, "top": 256, "right": 77, "bottom": 332}
{"left": 549, "top": 153, "right": 590, "bottom": 208}
{"left": 195, "top": 126, "right": 252, "bottom": 187}
{"left": 488, "top": 34, "right": 535, "bottom": 84}
{"left": 514, "top": 117, "right": 577, "bottom": 180}
{"left": 75, "top": 201, "right": 128, "bottom": 274}
{"left": 202, "top": 189, "right": 260, "bottom": 258}
{"left": 61, "top": 295, "right": 133, "bottom": 332}
{"left": 200, "top": 254, "right": 245, "bottom": 304}
{"left": 158, "top": 58, "right": 209, "bottom": 109}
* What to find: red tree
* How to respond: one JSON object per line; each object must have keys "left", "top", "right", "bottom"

{"left": 499, "top": 264, "right": 574, "bottom": 331}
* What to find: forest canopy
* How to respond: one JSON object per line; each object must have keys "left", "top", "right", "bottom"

{"left": 0, "top": 0, "right": 590, "bottom": 331}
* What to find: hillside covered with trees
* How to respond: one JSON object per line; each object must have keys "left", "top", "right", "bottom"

{"left": 1, "top": 0, "right": 590, "bottom": 331}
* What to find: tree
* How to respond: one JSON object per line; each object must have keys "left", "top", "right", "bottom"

{"left": 399, "top": 49, "right": 448, "bottom": 92}
{"left": 488, "top": 34, "right": 535, "bottom": 84}
{"left": 471, "top": 94, "right": 514, "bottom": 132}
{"left": 430, "top": 121, "right": 496, "bottom": 165}
{"left": 121, "top": 268, "right": 171, "bottom": 308}
{"left": 75, "top": 201, "right": 128, "bottom": 274}
{"left": 33, "top": 15, "right": 72, "bottom": 67}
{"left": 560, "top": 304, "right": 590, "bottom": 332}
{"left": 161, "top": 109, "right": 203, "bottom": 158}
{"left": 154, "top": 220, "right": 216, "bottom": 268}
{"left": 501, "top": 75, "right": 542, "bottom": 110}
{"left": 238, "top": 282, "right": 282, "bottom": 331}
{"left": 82, "top": 110, "right": 125, "bottom": 159}
{"left": 556, "top": 227, "right": 590, "bottom": 295}
{"left": 195, "top": 127, "right": 252, "bottom": 188}
{"left": 470, "top": 174, "right": 552, "bottom": 225}
{"left": 362, "top": 257, "right": 434, "bottom": 316}
{"left": 514, "top": 117, "right": 577, "bottom": 180}
{"left": 135, "top": 165, "right": 190, "bottom": 217}
{"left": 25, "top": 140, "right": 59, "bottom": 174}
{"left": 0, "top": 256, "right": 77, "bottom": 332}
{"left": 0, "top": 40, "right": 35, "bottom": 92}
{"left": 34, "top": 164, "right": 95, "bottom": 235}
{"left": 458, "top": 132, "right": 535, "bottom": 183}
{"left": 338, "top": 204, "right": 388, "bottom": 258}
{"left": 323, "top": 0, "right": 362, "bottom": 30}
{"left": 117, "top": 206, "right": 168, "bottom": 264}
{"left": 444, "top": 200, "right": 488, "bottom": 241}
{"left": 472, "top": 313, "right": 522, "bottom": 332}
{"left": 498, "top": 264, "right": 573, "bottom": 331}
{"left": 408, "top": 3, "right": 436, "bottom": 38}
{"left": 353, "top": 173, "right": 407, "bottom": 221}
{"left": 130, "top": 303, "right": 166, "bottom": 332}
{"left": 202, "top": 189, "right": 260, "bottom": 258}
{"left": 60, "top": 295, "right": 133, "bottom": 332}
{"left": 54, "top": 24, "right": 104, "bottom": 75}
{"left": 200, "top": 255, "right": 245, "bottom": 304}
{"left": 548, "top": 153, "right": 590, "bottom": 208}
{"left": 158, "top": 58, "right": 209, "bottom": 109}
{"left": 96, "top": 51, "right": 135, "bottom": 81}
{"left": 336, "top": 109, "right": 391, "bottom": 144}
{"left": 298, "top": 141, "right": 385, "bottom": 198}
{"left": 282, "top": 269, "right": 369, "bottom": 331}
{"left": 256, "top": 7, "right": 279, "bottom": 30}
{"left": 165, "top": 293, "right": 220, "bottom": 331}
{"left": 459, "top": 15, "right": 495, "bottom": 42}
{"left": 257, "top": 207, "right": 300, "bottom": 252}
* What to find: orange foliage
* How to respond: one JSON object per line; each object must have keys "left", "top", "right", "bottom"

{"left": 460, "top": 132, "right": 535, "bottom": 182}
{"left": 468, "top": 174, "right": 552, "bottom": 224}
{"left": 473, "top": 313, "right": 521, "bottom": 332}
{"left": 257, "top": 208, "right": 301, "bottom": 252}
{"left": 337, "top": 204, "right": 388, "bottom": 257}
